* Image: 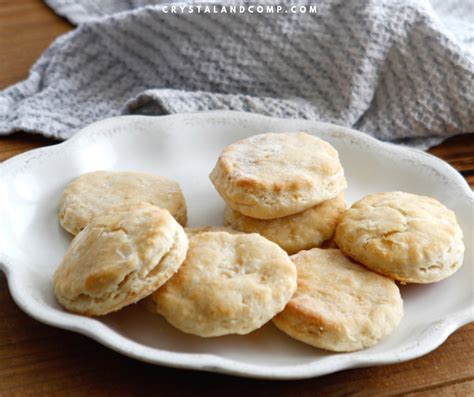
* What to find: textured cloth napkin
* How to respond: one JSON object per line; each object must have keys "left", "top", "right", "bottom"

{"left": 0, "top": 0, "right": 473, "bottom": 148}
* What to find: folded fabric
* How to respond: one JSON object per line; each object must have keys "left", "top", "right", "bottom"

{"left": 0, "top": 0, "right": 472, "bottom": 148}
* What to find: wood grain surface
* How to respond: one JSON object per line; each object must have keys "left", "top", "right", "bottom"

{"left": 0, "top": 1, "right": 473, "bottom": 396}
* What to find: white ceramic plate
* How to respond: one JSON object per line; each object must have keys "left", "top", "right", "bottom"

{"left": 0, "top": 111, "right": 472, "bottom": 379}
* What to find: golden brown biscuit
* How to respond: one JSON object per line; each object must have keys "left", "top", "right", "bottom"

{"left": 334, "top": 192, "right": 464, "bottom": 283}
{"left": 273, "top": 248, "right": 403, "bottom": 352}
{"left": 59, "top": 170, "right": 187, "bottom": 235}
{"left": 148, "top": 231, "right": 297, "bottom": 337}
{"left": 209, "top": 132, "right": 347, "bottom": 219}
{"left": 224, "top": 193, "right": 345, "bottom": 254}
{"left": 53, "top": 203, "right": 188, "bottom": 316}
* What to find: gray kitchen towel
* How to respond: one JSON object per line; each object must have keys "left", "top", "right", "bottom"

{"left": 0, "top": 1, "right": 473, "bottom": 148}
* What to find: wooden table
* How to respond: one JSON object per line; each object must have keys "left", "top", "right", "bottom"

{"left": 0, "top": 1, "right": 473, "bottom": 395}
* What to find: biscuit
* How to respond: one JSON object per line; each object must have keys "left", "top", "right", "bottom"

{"left": 334, "top": 192, "right": 464, "bottom": 283}
{"left": 209, "top": 132, "right": 347, "bottom": 219}
{"left": 273, "top": 248, "right": 403, "bottom": 352}
{"left": 53, "top": 203, "right": 188, "bottom": 316}
{"left": 224, "top": 193, "right": 345, "bottom": 254}
{"left": 59, "top": 170, "right": 187, "bottom": 235}
{"left": 148, "top": 231, "right": 297, "bottom": 337}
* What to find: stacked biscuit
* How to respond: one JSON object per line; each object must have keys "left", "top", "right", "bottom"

{"left": 52, "top": 132, "right": 465, "bottom": 354}
{"left": 54, "top": 171, "right": 189, "bottom": 315}
{"left": 210, "top": 132, "right": 347, "bottom": 254}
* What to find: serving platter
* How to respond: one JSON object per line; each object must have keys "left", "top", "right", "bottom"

{"left": 0, "top": 111, "right": 472, "bottom": 379}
